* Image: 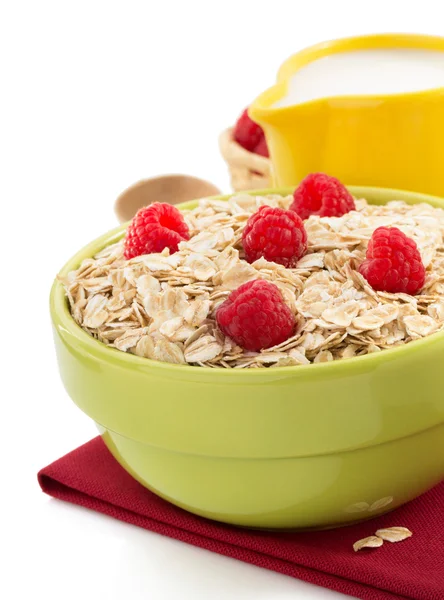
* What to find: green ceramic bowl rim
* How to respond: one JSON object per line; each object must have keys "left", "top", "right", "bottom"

{"left": 51, "top": 185, "right": 444, "bottom": 377}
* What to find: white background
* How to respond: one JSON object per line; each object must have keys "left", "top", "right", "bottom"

{"left": 1, "top": 1, "right": 442, "bottom": 598}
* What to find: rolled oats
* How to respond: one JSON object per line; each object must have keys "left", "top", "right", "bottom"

{"left": 61, "top": 194, "right": 444, "bottom": 367}
{"left": 154, "top": 338, "right": 186, "bottom": 364}
{"left": 184, "top": 335, "right": 223, "bottom": 363}
{"left": 403, "top": 315, "right": 439, "bottom": 338}
{"left": 134, "top": 335, "right": 156, "bottom": 359}
{"left": 322, "top": 302, "right": 360, "bottom": 327}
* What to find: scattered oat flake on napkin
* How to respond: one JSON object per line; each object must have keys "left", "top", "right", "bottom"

{"left": 353, "top": 536, "right": 385, "bottom": 552}
{"left": 375, "top": 527, "right": 413, "bottom": 543}
{"left": 354, "top": 526, "right": 413, "bottom": 551}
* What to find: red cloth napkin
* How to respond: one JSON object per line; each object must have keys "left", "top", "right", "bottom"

{"left": 38, "top": 437, "right": 443, "bottom": 600}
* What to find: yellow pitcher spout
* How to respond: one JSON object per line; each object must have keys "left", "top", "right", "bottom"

{"left": 249, "top": 34, "right": 444, "bottom": 196}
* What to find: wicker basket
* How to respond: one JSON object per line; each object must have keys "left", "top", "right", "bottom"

{"left": 219, "top": 127, "right": 271, "bottom": 191}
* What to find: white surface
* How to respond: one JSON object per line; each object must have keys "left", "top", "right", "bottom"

{"left": 1, "top": 1, "right": 441, "bottom": 598}
{"left": 274, "top": 49, "right": 444, "bottom": 107}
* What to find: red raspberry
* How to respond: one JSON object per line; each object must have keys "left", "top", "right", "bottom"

{"left": 242, "top": 206, "right": 307, "bottom": 267}
{"left": 216, "top": 280, "right": 296, "bottom": 351}
{"left": 290, "top": 172, "right": 355, "bottom": 220}
{"left": 359, "top": 226, "right": 425, "bottom": 295}
{"left": 124, "top": 203, "right": 189, "bottom": 260}
{"left": 253, "top": 134, "right": 269, "bottom": 157}
{"left": 233, "top": 108, "right": 264, "bottom": 152}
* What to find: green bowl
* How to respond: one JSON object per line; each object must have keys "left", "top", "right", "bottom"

{"left": 50, "top": 187, "right": 444, "bottom": 529}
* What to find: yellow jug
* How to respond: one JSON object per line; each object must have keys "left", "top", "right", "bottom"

{"left": 249, "top": 34, "right": 444, "bottom": 196}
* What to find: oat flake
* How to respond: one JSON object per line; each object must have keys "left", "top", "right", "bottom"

{"left": 353, "top": 536, "right": 384, "bottom": 552}
{"left": 375, "top": 527, "right": 412, "bottom": 543}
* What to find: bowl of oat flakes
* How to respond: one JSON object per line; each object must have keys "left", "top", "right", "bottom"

{"left": 50, "top": 179, "right": 444, "bottom": 529}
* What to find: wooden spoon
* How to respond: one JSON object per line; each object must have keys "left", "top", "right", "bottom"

{"left": 114, "top": 174, "right": 221, "bottom": 223}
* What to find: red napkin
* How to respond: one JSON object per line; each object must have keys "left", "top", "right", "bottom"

{"left": 38, "top": 437, "right": 443, "bottom": 600}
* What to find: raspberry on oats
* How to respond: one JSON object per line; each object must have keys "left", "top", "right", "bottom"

{"left": 216, "top": 280, "right": 297, "bottom": 352}
{"left": 359, "top": 226, "right": 426, "bottom": 295}
{"left": 290, "top": 173, "right": 356, "bottom": 220}
{"left": 124, "top": 203, "right": 190, "bottom": 260}
{"left": 242, "top": 206, "right": 307, "bottom": 267}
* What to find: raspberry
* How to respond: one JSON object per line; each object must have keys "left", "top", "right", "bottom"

{"left": 124, "top": 203, "right": 189, "bottom": 260}
{"left": 290, "top": 172, "right": 355, "bottom": 220}
{"left": 233, "top": 108, "right": 264, "bottom": 152}
{"left": 359, "top": 226, "right": 425, "bottom": 295}
{"left": 253, "top": 135, "right": 269, "bottom": 157}
{"left": 216, "top": 280, "right": 296, "bottom": 351}
{"left": 242, "top": 206, "right": 307, "bottom": 267}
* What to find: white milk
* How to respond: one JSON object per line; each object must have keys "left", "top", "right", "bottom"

{"left": 273, "top": 49, "right": 444, "bottom": 107}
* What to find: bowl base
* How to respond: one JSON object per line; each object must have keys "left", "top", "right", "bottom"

{"left": 99, "top": 424, "right": 444, "bottom": 530}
